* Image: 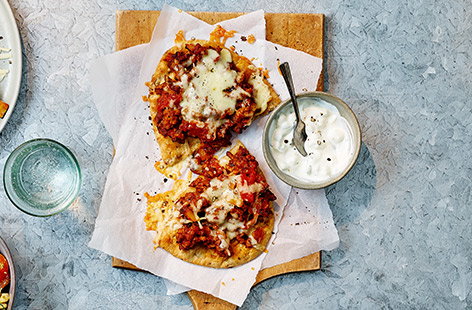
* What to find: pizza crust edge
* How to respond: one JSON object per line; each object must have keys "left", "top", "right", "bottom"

{"left": 159, "top": 212, "right": 274, "bottom": 268}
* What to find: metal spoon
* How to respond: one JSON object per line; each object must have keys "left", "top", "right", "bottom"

{"left": 279, "top": 62, "right": 308, "bottom": 157}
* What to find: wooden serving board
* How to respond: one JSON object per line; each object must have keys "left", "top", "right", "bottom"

{"left": 113, "top": 10, "right": 324, "bottom": 309}
{"left": 116, "top": 10, "right": 324, "bottom": 90}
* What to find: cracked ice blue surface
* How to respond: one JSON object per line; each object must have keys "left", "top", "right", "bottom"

{"left": 0, "top": 0, "right": 471, "bottom": 309}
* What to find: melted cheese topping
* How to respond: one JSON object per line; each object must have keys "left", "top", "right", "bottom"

{"left": 249, "top": 72, "right": 271, "bottom": 115}
{"left": 174, "top": 30, "right": 186, "bottom": 44}
{"left": 237, "top": 178, "right": 264, "bottom": 195}
{"left": 179, "top": 48, "right": 248, "bottom": 121}
{"left": 209, "top": 25, "right": 236, "bottom": 44}
{"left": 202, "top": 175, "right": 243, "bottom": 225}
{"left": 221, "top": 218, "right": 246, "bottom": 240}
{"left": 248, "top": 234, "right": 258, "bottom": 246}
{"left": 211, "top": 229, "right": 231, "bottom": 254}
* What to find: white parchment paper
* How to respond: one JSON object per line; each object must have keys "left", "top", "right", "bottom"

{"left": 89, "top": 5, "right": 338, "bottom": 306}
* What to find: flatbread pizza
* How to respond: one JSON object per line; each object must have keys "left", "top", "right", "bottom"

{"left": 144, "top": 142, "right": 276, "bottom": 268}
{"left": 144, "top": 29, "right": 280, "bottom": 169}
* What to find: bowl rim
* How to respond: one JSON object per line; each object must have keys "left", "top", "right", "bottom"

{"left": 2, "top": 138, "right": 82, "bottom": 217}
{"left": 262, "top": 91, "right": 362, "bottom": 189}
{"left": 0, "top": 236, "right": 15, "bottom": 310}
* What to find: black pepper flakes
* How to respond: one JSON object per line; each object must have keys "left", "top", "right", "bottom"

{"left": 163, "top": 178, "right": 168, "bottom": 183}
{"left": 327, "top": 158, "right": 331, "bottom": 161}
{"left": 284, "top": 139, "right": 288, "bottom": 144}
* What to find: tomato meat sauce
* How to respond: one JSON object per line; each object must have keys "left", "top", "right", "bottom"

{"left": 175, "top": 146, "right": 276, "bottom": 256}
{"left": 147, "top": 42, "right": 259, "bottom": 158}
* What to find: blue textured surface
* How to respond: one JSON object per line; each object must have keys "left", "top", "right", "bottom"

{"left": 1, "top": 0, "right": 471, "bottom": 309}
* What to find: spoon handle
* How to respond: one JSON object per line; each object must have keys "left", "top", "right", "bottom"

{"left": 279, "top": 62, "right": 302, "bottom": 121}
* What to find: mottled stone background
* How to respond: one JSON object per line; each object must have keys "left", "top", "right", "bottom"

{"left": 0, "top": 0, "right": 471, "bottom": 309}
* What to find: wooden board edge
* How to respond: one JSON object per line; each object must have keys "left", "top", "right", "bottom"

{"left": 255, "top": 251, "right": 321, "bottom": 285}
{"left": 113, "top": 252, "right": 321, "bottom": 309}
{"left": 115, "top": 11, "right": 124, "bottom": 52}
{"left": 116, "top": 10, "right": 324, "bottom": 89}
{"left": 317, "top": 13, "right": 325, "bottom": 91}
{"left": 186, "top": 252, "right": 321, "bottom": 309}
{"left": 188, "top": 290, "right": 237, "bottom": 310}
{"left": 111, "top": 257, "right": 141, "bottom": 270}
{"left": 115, "top": 10, "right": 325, "bottom": 58}
{"left": 112, "top": 252, "right": 321, "bottom": 274}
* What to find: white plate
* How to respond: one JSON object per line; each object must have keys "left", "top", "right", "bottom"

{"left": 0, "top": 0, "right": 22, "bottom": 133}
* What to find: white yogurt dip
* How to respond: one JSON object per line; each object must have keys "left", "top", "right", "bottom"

{"left": 269, "top": 97, "right": 355, "bottom": 183}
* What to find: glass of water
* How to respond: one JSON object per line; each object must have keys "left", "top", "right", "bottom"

{"left": 3, "top": 139, "right": 82, "bottom": 217}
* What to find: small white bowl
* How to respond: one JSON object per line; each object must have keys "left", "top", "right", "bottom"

{"left": 262, "top": 91, "right": 362, "bottom": 189}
